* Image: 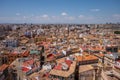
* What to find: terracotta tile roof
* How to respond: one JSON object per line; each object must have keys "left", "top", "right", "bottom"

{"left": 98, "top": 53, "right": 104, "bottom": 57}
{"left": 90, "top": 46, "right": 104, "bottom": 51}
{"left": 22, "top": 67, "right": 30, "bottom": 72}
{"left": 21, "top": 50, "right": 29, "bottom": 56}
{"left": 56, "top": 57, "right": 65, "bottom": 63}
{"left": 54, "top": 63, "right": 62, "bottom": 70}
{"left": 0, "top": 64, "right": 8, "bottom": 72}
{"left": 76, "top": 54, "right": 98, "bottom": 62}
{"left": 65, "top": 60, "right": 72, "bottom": 67}
{"left": 117, "top": 60, "right": 120, "bottom": 62}
{"left": 22, "top": 59, "right": 34, "bottom": 67}
{"left": 46, "top": 54, "right": 56, "bottom": 61}
{"left": 20, "top": 39, "right": 28, "bottom": 44}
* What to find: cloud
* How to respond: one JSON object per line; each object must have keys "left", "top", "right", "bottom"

{"left": 63, "top": 16, "right": 76, "bottom": 21}
{"left": 40, "top": 14, "right": 50, "bottom": 20}
{"left": 42, "top": 14, "right": 48, "bottom": 18}
{"left": 113, "top": 14, "right": 120, "bottom": 18}
{"left": 0, "top": 14, "right": 95, "bottom": 23}
{"left": 0, "top": 16, "right": 28, "bottom": 22}
{"left": 67, "top": 16, "right": 75, "bottom": 20}
{"left": 78, "top": 15, "right": 94, "bottom": 20}
{"left": 23, "top": 16, "right": 27, "bottom": 19}
{"left": 90, "top": 9, "right": 100, "bottom": 12}
{"left": 51, "top": 16, "right": 60, "bottom": 20}
{"left": 23, "top": 16, "right": 30, "bottom": 20}
{"left": 61, "top": 12, "right": 67, "bottom": 16}
{"left": 16, "top": 13, "right": 20, "bottom": 16}
{"left": 31, "top": 14, "right": 34, "bottom": 17}
{"left": 112, "top": 14, "right": 120, "bottom": 21}
{"left": 78, "top": 15, "right": 85, "bottom": 18}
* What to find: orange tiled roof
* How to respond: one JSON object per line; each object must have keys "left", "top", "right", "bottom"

{"left": 0, "top": 64, "right": 8, "bottom": 72}
{"left": 89, "top": 46, "right": 104, "bottom": 51}
{"left": 22, "top": 59, "right": 34, "bottom": 67}
{"left": 21, "top": 50, "right": 29, "bottom": 56}
{"left": 76, "top": 54, "right": 98, "bottom": 62}
{"left": 98, "top": 53, "right": 104, "bottom": 57}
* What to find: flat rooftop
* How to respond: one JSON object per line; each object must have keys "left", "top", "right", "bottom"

{"left": 79, "top": 65, "right": 94, "bottom": 73}
{"left": 50, "top": 61, "right": 76, "bottom": 78}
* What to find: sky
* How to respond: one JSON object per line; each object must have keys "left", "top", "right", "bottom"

{"left": 0, "top": 0, "right": 120, "bottom": 24}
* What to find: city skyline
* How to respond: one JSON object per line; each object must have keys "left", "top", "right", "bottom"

{"left": 0, "top": 0, "right": 120, "bottom": 24}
